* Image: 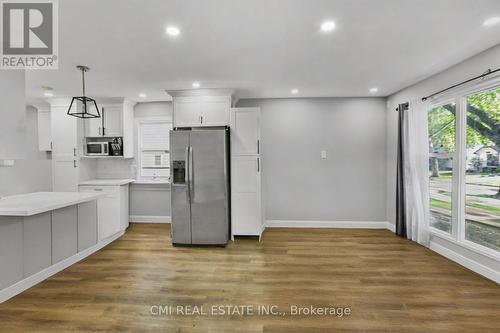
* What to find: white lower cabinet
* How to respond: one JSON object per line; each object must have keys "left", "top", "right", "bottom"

{"left": 79, "top": 184, "right": 129, "bottom": 240}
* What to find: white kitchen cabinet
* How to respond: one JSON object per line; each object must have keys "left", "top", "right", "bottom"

{"left": 84, "top": 106, "right": 122, "bottom": 137}
{"left": 82, "top": 99, "right": 134, "bottom": 158}
{"left": 174, "top": 98, "right": 204, "bottom": 127}
{"left": 231, "top": 108, "right": 260, "bottom": 155}
{"left": 102, "top": 106, "right": 122, "bottom": 137}
{"left": 202, "top": 97, "right": 231, "bottom": 126}
{"left": 169, "top": 90, "right": 232, "bottom": 128}
{"left": 85, "top": 117, "right": 101, "bottom": 137}
{"left": 37, "top": 108, "right": 52, "bottom": 151}
{"left": 232, "top": 156, "right": 262, "bottom": 236}
{"left": 79, "top": 184, "right": 130, "bottom": 240}
{"left": 50, "top": 99, "right": 79, "bottom": 192}
{"left": 230, "top": 107, "right": 263, "bottom": 237}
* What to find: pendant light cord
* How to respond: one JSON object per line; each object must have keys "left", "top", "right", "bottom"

{"left": 81, "top": 68, "right": 86, "bottom": 96}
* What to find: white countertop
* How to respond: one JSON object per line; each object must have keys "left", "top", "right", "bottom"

{"left": 79, "top": 179, "right": 136, "bottom": 186}
{"left": 0, "top": 192, "right": 104, "bottom": 217}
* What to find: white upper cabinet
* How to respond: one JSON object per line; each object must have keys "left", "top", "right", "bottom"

{"left": 84, "top": 105, "right": 123, "bottom": 137}
{"left": 231, "top": 108, "right": 260, "bottom": 155}
{"left": 82, "top": 99, "right": 134, "bottom": 158}
{"left": 103, "top": 106, "right": 122, "bottom": 137}
{"left": 174, "top": 98, "right": 204, "bottom": 127}
{"left": 168, "top": 90, "right": 233, "bottom": 128}
{"left": 85, "top": 117, "right": 101, "bottom": 137}
{"left": 201, "top": 96, "right": 231, "bottom": 126}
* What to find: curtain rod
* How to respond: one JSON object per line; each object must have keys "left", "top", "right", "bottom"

{"left": 421, "top": 67, "right": 500, "bottom": 101}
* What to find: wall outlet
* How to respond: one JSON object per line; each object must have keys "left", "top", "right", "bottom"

{"left": 321, "top": 150, "right": 327, "bottom": 159}
{"left": 0, "top": 159, "right": 15, "bottom": 167}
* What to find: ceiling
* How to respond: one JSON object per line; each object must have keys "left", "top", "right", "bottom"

{"left": 25, "top": 0, "right": 500, "bottom": 102}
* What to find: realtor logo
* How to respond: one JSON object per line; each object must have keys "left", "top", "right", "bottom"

{"left": 1, "top": 0, "right": 58, "bottom": 69}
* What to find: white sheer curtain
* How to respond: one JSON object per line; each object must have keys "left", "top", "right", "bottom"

{"left": 403, "top": 99, "right": 431, "bottom": 246}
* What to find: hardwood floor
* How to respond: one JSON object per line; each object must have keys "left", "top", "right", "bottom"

{"left": 0, "top": 223, "right": 499, "bottom": 332}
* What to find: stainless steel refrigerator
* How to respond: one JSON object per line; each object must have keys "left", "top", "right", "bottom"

{"left": 170, "top": 127, "right": 230, "bottom": 245}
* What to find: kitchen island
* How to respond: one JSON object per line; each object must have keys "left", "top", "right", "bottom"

{"left": 0, "top": 192, "right": 124, "bottom": 303}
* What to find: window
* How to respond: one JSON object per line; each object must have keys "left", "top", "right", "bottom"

{"left": 428, "top": 102, "right": 456, "bottom": 234}
{"left": 138, "top": 120, "right": 172, "bottom": 182}
{"left": 465, "top": 87, "right": 500, "bottom": 252}
{"left": 428, "top": 84, "right": 500, "bottom": 256}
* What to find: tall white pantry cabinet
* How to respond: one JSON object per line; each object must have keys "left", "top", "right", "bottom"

{"left": 230, "top": 107, "right": 264, "bottom": 238}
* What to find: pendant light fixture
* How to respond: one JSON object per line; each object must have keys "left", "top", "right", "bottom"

{"left": 67, "top": 65, "right": 101, "bottom": 118}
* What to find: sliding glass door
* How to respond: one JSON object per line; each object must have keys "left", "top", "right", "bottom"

{"left": 428, "top": 84, "right": 500, "bottom": 256}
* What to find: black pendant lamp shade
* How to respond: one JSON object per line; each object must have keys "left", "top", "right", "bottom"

{"left": 67, "top": 65, "right": 101, "bottom": 119}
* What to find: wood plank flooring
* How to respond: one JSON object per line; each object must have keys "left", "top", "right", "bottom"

{"left": 0, "top": 223, "right": 499, "bottom": 332}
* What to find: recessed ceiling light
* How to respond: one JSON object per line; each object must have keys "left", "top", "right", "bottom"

{"left": 139, "top": 93, "right": 147, "bottom": 99}
{"left": 320, "top": 20, "right": 336, "bottom": 32}
{"left": 166, "top": 25, "right": 180, "bottom": 37}
{"left": 483, "top": 16, "right": 500, "bottom": 27}
{"left": 192, "top": 81, "right": 200, "bottom": 88}
{"left": 369, "top": 87, "right": 378, "bottom": 93}
{"left": 291, "top": 88, "right": 299, "bottom": 95}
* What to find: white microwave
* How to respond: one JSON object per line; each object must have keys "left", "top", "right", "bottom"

{"left": 86, "top": 141, "right": 109, "bottom": 156}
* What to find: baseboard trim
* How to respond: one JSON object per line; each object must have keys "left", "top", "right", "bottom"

{"left": 0, "top": 231, "right": 124, "bottom": 304}
{"left": 265, "top": 220, "right": 391, "bottom": 229}
{"left": 430, "top": 241, "right": 500, "bottom": 284}
{"left": 129, "top": 215, "right": 171, "bottom": 223}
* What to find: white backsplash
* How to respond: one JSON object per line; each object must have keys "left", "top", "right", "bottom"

{"left": 96, "top": 158, "right": 136, "bottom": 179}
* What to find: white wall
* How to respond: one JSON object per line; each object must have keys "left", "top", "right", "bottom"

{"left": 96, "top": 102, "right": 172, "bottom": 220}
{"left": 0, "top": 106, "right": 52, "bottom": 197}
{"left": 0, "top": 71, "right": 26, "bottom": 161}
{"left": 386, "top": 43, "right": 500, "bottom": 282}
{"left": 237, "top": 97, "right": 387, "bottom": 223}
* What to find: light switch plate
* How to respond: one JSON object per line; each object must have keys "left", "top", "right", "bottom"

{"left": 321, "top": 150, "right": 327, "bottom": 159}
{"left": 0, "top": 159, "right": 15, "bottom": 167}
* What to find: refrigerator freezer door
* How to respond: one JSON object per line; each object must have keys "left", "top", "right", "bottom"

{"left": 170, "top": 130, "right": 192, "bottom": 244}
{"left": 189, "top": 129, "right": 229, "bottom": 244}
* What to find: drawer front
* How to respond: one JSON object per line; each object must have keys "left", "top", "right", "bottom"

{"left": 79, "top": 185, "right": 120, "bottom": 197}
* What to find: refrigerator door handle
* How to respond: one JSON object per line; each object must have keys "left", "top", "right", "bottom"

{"left": 189, "top": 146, "right": 194, "bottom": 201}
{"left": 185, "top": 147, "right": 190, "bottom": 203}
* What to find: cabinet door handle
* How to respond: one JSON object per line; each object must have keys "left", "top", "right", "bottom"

{"left": 102, "top": 127, "right": 106, "bottom": 136}
{"left": 257, "top": 139, "right": 260, "bottom": 154}
{"left": 93, "top": 188, "right": 103, "bottom": 191}
{"left": 73, "top": 148, "right": 77, "bottom": 157}
{"left": 257, "top": 157, "right": 260, "bottom": 172}
{"left": 73, "top": 160, "right": 77, "bottom": 168}
{"left": 200, "top": 115, "right": 203, "bottom": 124}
